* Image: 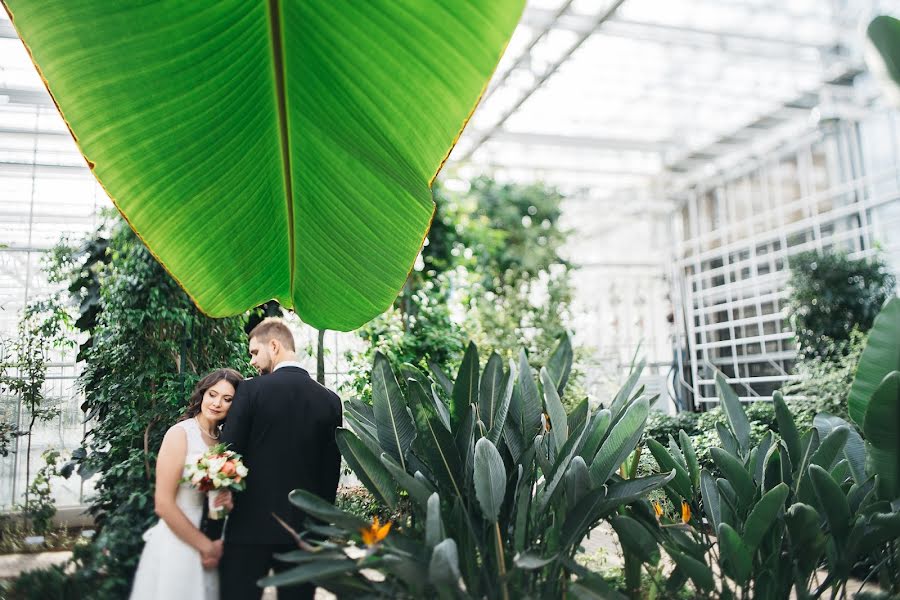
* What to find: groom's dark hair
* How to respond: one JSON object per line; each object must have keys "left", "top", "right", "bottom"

{"left": 249, "top": 317, "right": 296, "bottom": 352}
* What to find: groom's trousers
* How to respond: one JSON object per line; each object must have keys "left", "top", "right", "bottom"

{"left": 220, "top": 543, "right": 314, "bottom": 600}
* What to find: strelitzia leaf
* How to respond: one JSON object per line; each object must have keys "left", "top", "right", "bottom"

{"left": 487, "top": 360, "right": 516, "bottom": 446}
{"left": 848, "top": 297, "right": 900, "bottom": 425}
{"left": 863, "top": 371, "right": 900, "bottom": 499}
{"left": 3, "top": 1, "right": 525, "bottom": 330}
{"left": 546, "top": 334, "right": 574, "bottom": 396}
{"left": 610, "top": 515, "right": 660, "bottom": 566}
{"left": 590, "top": 398, "right": 649, "bottom": 486}
{"left": 451, "top": 343, "right": 479, "bottom": 428}
{"left": 480, "top": 352, "right": 504, "bottom": 430}
{"left": 718, "top": 523, "right": 752, "bottom": 583}
{"left": 742, "top": 483, "right": 789, "bottom": 552}
{"left": 710, "top": 447, "right": 756, "bottom": 504}
{"left": 474, "top": 437, "right": 506, "bottom": 523}
{"left": 541, "top": 367, "right": 568, "bottom": 451}
{"left": 715, "top": 371, "right": 751, "bottom": 456}
{"left": 425, "top": 493, "right": 444, "bottom": 551}
{"left": 809, "top": 464, "right": 852, "bottom": 548}
{"left": 372, "top": 353, "right": 415, "bottom": 471}
{"left": 773, "top": 392, "right": 801, "bottom": 466}
{"left": 335, "top": 428, "right": 398, "bottom": 509}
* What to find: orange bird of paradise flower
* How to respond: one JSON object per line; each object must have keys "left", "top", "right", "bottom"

{"left": 681, "top": 501, "right": 691, "bottom": 524}
{"left": 653, "top": 501, "right": 664, "bottom": 519}
{"left": 360, "top": 516, "right": 392, "bottom": 547}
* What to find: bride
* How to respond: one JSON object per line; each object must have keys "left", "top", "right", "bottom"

{"left": 130, "top": 368, "right": 244, "bottom": 600}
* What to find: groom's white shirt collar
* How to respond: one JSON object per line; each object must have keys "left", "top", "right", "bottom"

{"left": 273, "top": 361, "right": 305, "bottom": 372}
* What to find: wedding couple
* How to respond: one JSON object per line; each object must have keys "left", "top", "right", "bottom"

{"left": 129, "top": 318, "right": 343, "bottom": 600}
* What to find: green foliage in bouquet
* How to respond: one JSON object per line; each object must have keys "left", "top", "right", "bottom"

{"left": 264, "top": 335, "right": 672, "bottom": 598}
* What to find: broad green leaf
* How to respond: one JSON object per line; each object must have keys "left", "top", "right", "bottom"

{"left": 646, "top": 438, "right": 693, "bottom": 500}
{"left": 565, "top": 456, "right": 591, "bottom": 509}
{"left": 380, "top": 452, "right": 431, "bottom": 511}
{"left": 700, "top": 469, "right": 722, "bottom": 532}
{"left": 429, "top": 361, "right": 454, "bottom": 398}
{"left": 480, "top": 352, "right": 504, "bottom": 429}
{"left": 425, "top": 492, "right": 444, "bottom": 551}
{"left": 546, "top": 334, "right": 573, "bottom": 395}
{"left": 580, "top": 409, "right": 611, "bottom": 466}
{"left": 785, "top": 502, "right": 826, "bottom": 575}
{"left": 429, "top": 384, "right": 452, "bottom": 432}
{"left": 752, "top": 432, "right": 774, "bottom": 485}
{"left": 258, "top": 558, "right": 361, "bottom": 588}
{"left": 742, "top": 483, "right": 789, "bottom": 552}
{"left": 863, "top": 371, "right": 900, "bottom": 499}
{"left": 663, "top": 546, "right": 715, "bottom": 592}
{"left": 536, "top": 419, "right": 588, "bottom": 513}
{"left": 718, "top": 523, "right": 752, "bottom": 583}
{"left": 289, "top": 489, "right": 368, "bottom": 531}
{"left": 773, "top": 392, "right": 801, "bottom": 466}
{"left": 849, "top": 298, "right": 900, "bottom": 426}
{"left": 814, "top": 413, "right": 867, "bottom": 484}
{"left": 567, "top": 398, "right": 589, "bottom": 438}
{"left": 343, "top": 412, "right": 382, "bottom": 457}
{"left": 518, "top": 350, "right": 543, "bottom": 440}
{"left": 409, "top": 380, "right": 465, "bottom": 503}
{"left": 715, "top": 371, "right": 751, "bottom": 456}
{"left": 451, "top": 343, "right": 479, "bottom": 427}
{"left": 335, "top": 428, "right": 398, "bottom": 509}
{"left": 372, "top": 353, "right": 415, "bottom": 471}
{"left": 4, "top": 1, "right": 525, "bottom": 330}
{"left": 716, "top": 422, "right": 740, "bottom": 458}
{"left": 717, "top": 478, "right": 739, "bottom": 526}
{"left": 609, "top": 360, "right": 645, "bottom": 418}
{"left": 345, "top": 399, "right": 376, "bottom": 432}
{"left": 679, "top": 430, "right": 701, "bottom": 492}
{"left": 809, "top": 464, "right": 851, "bottom": 547}
{"left": 487, "top": 361, "right": 516, "bottom": 446}
{"left": 590, "top": 398, "right": 649, "bottom": 486}
{"left": 798, "top": 426, "right": 849, "bottom": 504}
{"left": 710, "top": 447, "right": 756, "bottom": 503}
{"left": 610, "top": 515, "right": 660, "bottom": 565}
{"left": 474, "top": 437, "right": 506, "bottom": 522}
{"left": 867, "top": 17, "right": 900, "bottom": 108}
{"left": 429, "top": 538, "right": 463, "bottom": 589}
{"left": 541, "top": 367, "right": 568, "bottom": 451}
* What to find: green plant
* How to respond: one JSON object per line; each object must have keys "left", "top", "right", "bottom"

{"left": 40, "top": 219, "right": 251, "bottom": 598}
{"left": 4, "top": 1, "right": 525, "bottom": 330}
{"left": 21, "top": 449, "right": 62, "bottom": 535}
{"left": 2, "top": 563, "right": 89, "bottom": 600}
{"left": 638, "top": 361, "right": 900, "bottom": 599}
{"left": 0, "top": 298, "right": 74, "bottom": 510}
{"left": 786, "top": 251, "right": 895, "bottom": 360}
{"left": 261, "top": 335, "right": 671, "bottom": 598}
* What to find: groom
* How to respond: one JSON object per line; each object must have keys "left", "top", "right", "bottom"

{"left": 218, "top": 318, "right": 342, "bottom": 600}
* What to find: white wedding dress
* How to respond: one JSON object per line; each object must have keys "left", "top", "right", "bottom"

{"left": 130, "top": 418, "right": 218, "bottom": 600}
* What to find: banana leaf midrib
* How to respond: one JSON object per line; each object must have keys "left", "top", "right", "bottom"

{"left": 267, "top": 0, "right": 295, "bottom": 299}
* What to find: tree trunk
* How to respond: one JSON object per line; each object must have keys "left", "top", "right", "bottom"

{"left": 316, "top": 329, "right": 326, "bottom": 384}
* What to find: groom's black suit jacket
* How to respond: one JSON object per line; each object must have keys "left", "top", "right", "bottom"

{"left": 220, "top": 366, "right": 342, "bottom": 545}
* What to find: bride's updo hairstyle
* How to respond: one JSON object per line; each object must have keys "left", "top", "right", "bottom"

{"left": 180, "top": 368, "right": 245, "bottom": 421}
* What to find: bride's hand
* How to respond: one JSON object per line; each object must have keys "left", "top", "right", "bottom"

{"left": 215, "top": 490, "right": 234, "bottom": 512}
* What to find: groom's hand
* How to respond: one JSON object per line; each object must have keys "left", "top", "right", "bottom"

{"left": 201, "top": 539, "right": 224, "bottom": 569}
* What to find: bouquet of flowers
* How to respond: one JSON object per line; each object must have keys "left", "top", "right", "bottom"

{"left": 183, "top": 443, "right": 248, "bottom": 520}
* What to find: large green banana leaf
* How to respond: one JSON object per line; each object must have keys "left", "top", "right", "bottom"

{"left": 848, "top": 297, "right": 900, "bottom": 426}
{"left": 3, "top": 1, "right": 524, "bottom": 330}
